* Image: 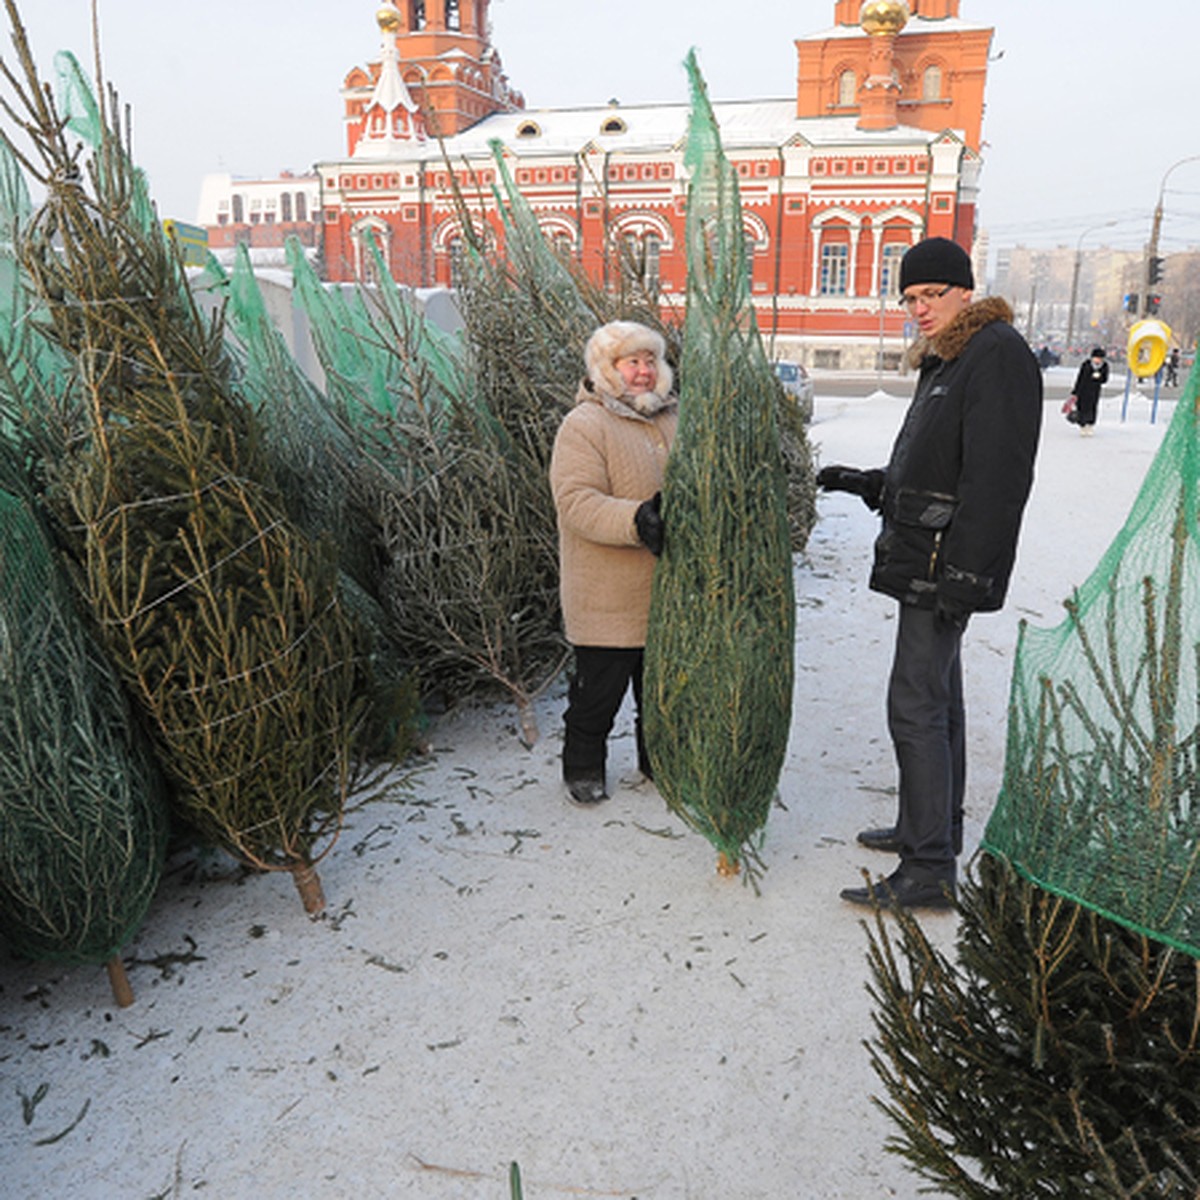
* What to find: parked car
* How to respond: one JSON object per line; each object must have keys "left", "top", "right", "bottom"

{"left": 772, "top": 360, "right": 814, "bottom": 420}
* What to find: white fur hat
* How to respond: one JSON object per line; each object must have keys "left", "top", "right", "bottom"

{"left": 583, "top": 320, "right": 673, "bottom": 402}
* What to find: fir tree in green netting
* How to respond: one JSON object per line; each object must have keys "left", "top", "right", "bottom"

{"left": 865, "top": 854, "right": 1200, "bottom": 1197}
{"left": 218, "top": 245, "right": 421, "bottom": 761}
{"left": 643, "top": 52, "right": 795, "bottom": 882}
{"left": 2, "top": 24, "right": 367, "bottom": 913}
{"left": 0, "top": 455, "right": 168, "bottom": 1007}
{"left": 285, "top": 228, "right": 565, "bottom": 742}
{"left": 985, "top": 376, "right": 1200, "bottom": 956}
{"left": 286, "top": 142, "right": 629, "bottom": 743}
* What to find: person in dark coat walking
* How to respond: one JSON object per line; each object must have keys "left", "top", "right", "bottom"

{"left": 1070, "top": 346, "right": 1109, "bottom": 434}
{"left": 817, "top": 237, "right": 1042, "bottom": 909}
{"left": 1165, "top": 346, "right": 1181, "bottom": 387}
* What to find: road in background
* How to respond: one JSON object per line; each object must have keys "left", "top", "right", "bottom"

{"left": 809, "top": 365, "right": 1179, "bottom": 410}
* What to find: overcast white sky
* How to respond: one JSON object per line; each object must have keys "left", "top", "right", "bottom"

{"left": 8, "top": 1, "right": 1199, "bottom": 256}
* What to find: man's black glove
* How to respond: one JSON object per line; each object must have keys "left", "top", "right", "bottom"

{"left": 933, "top": 593, "right": 971, "bottom": 633}
{"left": 635, "top": 492, "right": 664, "bottom": 557}
{"left": 934, "top": 564, "right": 988, "bottom": 632}
{"left": 816, "top": 464, "right": 884, "bottom": 511}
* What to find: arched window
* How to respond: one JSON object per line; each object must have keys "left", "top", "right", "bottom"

{"left": 838, "top": 70, "right": 856, "bottom": 107}
{"left": 922, "top": 65, "right": 942, "bottom": 100}
{"left": 601, "top": 116, "right": 627, "bottom": 135}
{"left": 880, "top": 243, "right": 905, "bottom": 296}
{"left": 356, "top": 226, "right": 387, "bottom": 285}
{"left": 280, "top": 192, "right": 293, "bottom": 222}
{"left": 296, "top": 192, "right": 307, "bottom": 221}
{"left": 620, "top": 231, "right": 661, "bottom": 292}
{"left": 820, "top": 243, "right": 849, "bottom": 296}
{"left": 446, "top": 0, "right": 460, "bottom": 30}
{"left": 231, "top": 194, "right": 244, "bottom": 223}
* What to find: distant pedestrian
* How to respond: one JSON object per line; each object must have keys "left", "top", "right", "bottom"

{"left": 1165, "top": 346, "right": 1181, "bottom": 387}
{"left": 1070, "top": 346, "right": 1109, "bottom": 435}
{"left": 1036, "top": 345, "right": 1057, "bottom": 370}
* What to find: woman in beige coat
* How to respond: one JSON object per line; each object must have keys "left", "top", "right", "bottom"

{"left": 549, "top": 321, "right": 678, "bottom": 805}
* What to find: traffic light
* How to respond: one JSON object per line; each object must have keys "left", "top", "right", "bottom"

{"left": 1124, "top": 292, "right": 1138, "bottom": 313}
{"left": 1149, "top": 256, "right": 1165, "bottom": 285}
{"left": 1147, "top": 293, "right": 1162, "bottom": 315}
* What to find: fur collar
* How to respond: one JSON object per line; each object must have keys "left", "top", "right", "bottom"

{"left": 574, "top": 376, "right": 677, "bottom": 418}
{"left": 906, "top": 295, "right": 1014, "bottom": 368}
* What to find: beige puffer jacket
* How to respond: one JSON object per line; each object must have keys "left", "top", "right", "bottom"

{"left": 549, "top": 382, "right": 677, "bottom": 647}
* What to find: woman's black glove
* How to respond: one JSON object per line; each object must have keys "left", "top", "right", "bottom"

{"left": 816, "top": 465, "right": 884, "bottom": 511}
{"left": 635, "top": 492, "right": 664, "bottom": 556}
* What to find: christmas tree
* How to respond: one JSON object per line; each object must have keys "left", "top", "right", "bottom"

{"left": 4, "top": 33, "right": 366, "bottom": 913}
{"left": 0, "top": 455, "right": 168, "bottom": 1006}
{"left": 643, "top": 53, "right": 795, "bottom": 882}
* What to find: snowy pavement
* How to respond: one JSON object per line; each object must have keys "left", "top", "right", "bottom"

{"left": 0, "top": 387, "right": 1173, "bottom": 1199}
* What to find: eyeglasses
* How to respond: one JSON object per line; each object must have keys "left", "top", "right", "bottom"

{"left": 899, "top": 284, "right": 953, "bottom": 311}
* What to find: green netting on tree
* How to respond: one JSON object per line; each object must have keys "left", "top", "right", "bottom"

{"left": 0, "top": 135, "right": 73, "bottom": 456}
{"left": 984, "top": 362, "right": 1200, "bottom": 956}
{"left": 221, "top": 244, "right": 377, "bottom": 588}
{"left": 5, "top": 40, "right": 366, "bottom": 915}
{"left": 282, "top": 153, "right": 579, "bottom": 736}
{"left": 367, "top": 198, "right": 567, "bottom": 739}
{"left": 643, "top": 52, "right": 795, "bottom": 883}
{"left": 219, "top": 245, "right": 420, "bottom": 760}
{"left": 0, "top": 475, "right": 168, "bottom": 970}
{"left": 481, "top": 137, "right": 610, "bottom": 344}
{"left": 286, "top": 234, "right": 465, "bottom": 432}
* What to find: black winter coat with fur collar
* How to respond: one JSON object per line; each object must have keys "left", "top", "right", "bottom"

{"left": 869, "top": 296, "right": 1042, "bottom": 613}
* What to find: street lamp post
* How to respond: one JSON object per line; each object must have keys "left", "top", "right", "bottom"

{"left": 1066, "top": 219, "right": 1117, "bottom": 356}
{"left": 1144, "top": 155, "right": 1200, "bottom": 317}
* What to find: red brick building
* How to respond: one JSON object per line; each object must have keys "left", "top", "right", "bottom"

{"left": 203, "top": 1, "right": 996, "bottom": 367}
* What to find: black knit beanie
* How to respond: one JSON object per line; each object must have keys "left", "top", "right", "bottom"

{"left": 899, "top": 236, "right": 975, "bottom": 291}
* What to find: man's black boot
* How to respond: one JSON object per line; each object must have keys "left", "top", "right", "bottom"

{"left": 856, "top": 826, "right": 900, "bottom": 853}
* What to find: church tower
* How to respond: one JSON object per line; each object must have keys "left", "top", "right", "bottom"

{"left": 342, "top": 0, "right": 523, "bottom": 149}
{"left": 350, "top": 4, "right": 425, "bottom": 158}
{"left": 797, "top": 0, "right": 990, "bottom": 152}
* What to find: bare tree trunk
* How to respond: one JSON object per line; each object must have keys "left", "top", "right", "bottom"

{"left": 106, "top": 955, "right": 134, "bottom": 1007}
{"left": 292, "top": 863, "right": 326, "bottom": 916}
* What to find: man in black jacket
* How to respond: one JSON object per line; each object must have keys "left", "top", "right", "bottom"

{"left": 819, "top": 237, "right": 1042, "bottom": 909}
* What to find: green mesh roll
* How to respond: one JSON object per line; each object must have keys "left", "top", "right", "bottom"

{"left": 643, "top": 52, "right": 795, "bottom": 881}
{"left": 0, "top": 483, "right": 168, "bottom": 964}
{"left": 984, "top": 358, "right": 1200, "bottom": 955}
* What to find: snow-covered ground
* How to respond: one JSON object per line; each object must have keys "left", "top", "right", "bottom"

{"left": 0, "top": 384, "right": 1172, "bottom": 1199}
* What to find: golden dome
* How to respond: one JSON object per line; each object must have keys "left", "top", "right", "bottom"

{"left": 376, "top": 3, "right": 402, "bottom": 33}
{"left": 860, "top": 0, "right": 909, "bottom": 35}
